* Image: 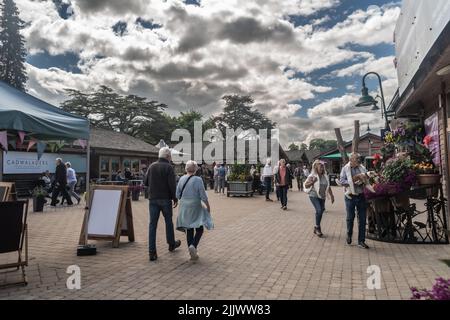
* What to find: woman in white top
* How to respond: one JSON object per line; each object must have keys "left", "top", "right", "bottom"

{"left": 304, "top": 160, "right": 335, "bottom": 237}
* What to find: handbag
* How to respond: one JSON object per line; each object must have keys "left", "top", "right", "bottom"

{"left": 179, "top": 175, "right": 194, "bottom": 199}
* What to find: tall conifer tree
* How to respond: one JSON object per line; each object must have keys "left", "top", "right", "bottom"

{"left": 0, "top": 0, "right": 27, "bottom": 91}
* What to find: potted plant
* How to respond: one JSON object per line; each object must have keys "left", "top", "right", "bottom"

{"left": 227, "top": 164, "right": 254, "bottom": 197}
{"left": 32, "top": 186, "right": 48, "bottom": 212}
{"left": 413, "top": 161, "right": 441, "bottom": 185}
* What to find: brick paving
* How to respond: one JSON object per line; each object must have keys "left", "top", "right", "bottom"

{"left": 1, "top": 187, "right": 449, "bottom": 300}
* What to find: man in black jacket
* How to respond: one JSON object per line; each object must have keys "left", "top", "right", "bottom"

{"left": 50, "top": 158, "right": 73, "bottom": 206}
{"left": 144, "top": 147, "right": 181, "bottom": 261}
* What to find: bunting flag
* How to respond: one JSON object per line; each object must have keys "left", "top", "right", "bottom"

{"left": 37, "top": 141, "right": 47, "bottom": 160}
{"left": 77, "top": 139, "right": 87, "bottom": 149}
{"left": 27, "top": 138, "right": 37, "bottom": 152}
{"left": 49, "top": 142, "right": 57, "bottom": 153}
{"left": 56, "top": 141, "right": 65, "bottom": 152}
{"left": 0, "top": 131, "right": 7, "bottom": 152}
{"left": 18, "top": 131, "right": 26, "bottom": 145}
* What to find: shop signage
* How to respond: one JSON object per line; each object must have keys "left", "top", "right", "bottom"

{"left": 3, "top": 151, "right": 87, "bottom": 174}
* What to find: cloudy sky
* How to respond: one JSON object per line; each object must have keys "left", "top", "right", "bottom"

{"left": 17, "top": 0, "right": 401, "bottom": 147}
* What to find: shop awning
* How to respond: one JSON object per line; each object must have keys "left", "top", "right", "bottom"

{"left": 321, "top": 152, "right": 351, "bottom": 159}
{"left": 0, "top": 81, "right": 89, "bottom": 140}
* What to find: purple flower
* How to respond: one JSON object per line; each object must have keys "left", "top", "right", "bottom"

{"left": 410, "top": 278, "right": 450, "bottom": 300}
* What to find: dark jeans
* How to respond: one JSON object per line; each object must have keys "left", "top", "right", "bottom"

{"left": 296, "top": 177, "right": 302, "bottom": 191}
{"left": 345, "top": 195, "right": 367, "bottom": 243}
{"left": 264, "top": 177, "right": 272, "bottom": 199}
{"left": 279, "top": 185, "right": 288, "bottom": 207}
{"left": 149, "top": 199, "right": 176, "bottom": 253}
{"left": 186, "top": 227, "right": 204, "bottom": 249}
{"left": 310, "top": 196, "right": 325, "bottom": 227}
{"left": 51, "top": 184, "right": 73, "bottom": 206}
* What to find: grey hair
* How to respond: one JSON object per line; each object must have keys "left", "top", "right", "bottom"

{"left": 185, "top": 160, "right": 198, "bottom": 174}
{"left": 350, "top": 153, "right": 362, "bottom": 161}
{"left": 65, "top": 162, "right": 71, "bottom": 167}
{"left": 56, "top": 158, "right": 62, "bottom": 163}
{"left": 159, "top": 147, "right": 171, "bottom": 159}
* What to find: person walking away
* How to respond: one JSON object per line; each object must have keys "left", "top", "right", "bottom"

{"left": 304, "top": 160, "right": 335, "bottom": 237}
{"left": 274, "top": 159, "right": 292, "bottom": 210}
{"left": 286, "top": 163, "right": 293, "bottom": 189}
{"left": 176, "top": 161, "right": 214, "bottom": 261}
{"left": 144, "top": 147, "right": 182, "bottom": 261}
{"left": 273, "top": 161, "right": 280, "bottom": 201}
{"left": 50, "top": 158, "right": 73, "bottom": 206}
{"left": 294, "top": 166, "right": 303, "bottom": 191}
{"left": 201, "top": 164, "right": 209, "bottom": 190}
{"left": 302, "top": 165, "right": 310, "bottom": 179}
{"left": 262, "top": 159, "right": 274, "bottom": 202}
{"left": 66, "top": 162, "right": 81, "bottom": 204}
{"left": 339, "top": 153, "right": 370, "bottom": 249}
{"left": 213, "top": 163, "right": 219, "bottom": 193}
{"left": 217, "top": 164, "right": 226, "bottom": 194}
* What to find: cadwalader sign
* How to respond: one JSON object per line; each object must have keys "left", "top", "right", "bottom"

{"left": 3, "top": 151, "right": 87, "bottom": 174}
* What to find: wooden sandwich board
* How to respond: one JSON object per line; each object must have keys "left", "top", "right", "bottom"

{"left": 78, "top": 185, "right": 135, "bottom": 248}
{"left": 0, "top": 182, "right": 17, "bottom": 202}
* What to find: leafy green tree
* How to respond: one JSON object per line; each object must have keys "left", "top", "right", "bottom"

{"left": 309, "top": 139, "right": 337, "bottom": 151}
{"left": 213, "top": 95, "right": 276, "bottom": 136}
{"left": 0, "top": 0, "right": 27, "bottom": 91}
{"left": 300, "top": 143, "right": 308, "bottom": 151}
{"left": 288, "top": 143, "right": 299, "bottom": 151}
{"left": 61, "top": 86, "right": 168, "bottom": 143}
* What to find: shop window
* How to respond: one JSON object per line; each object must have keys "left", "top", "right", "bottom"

{"left": 100, "top": 157, "right": 110, "bottom": 173}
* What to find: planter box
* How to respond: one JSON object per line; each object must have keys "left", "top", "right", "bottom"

{"left": 131, "top": 191, "right": 140, "bottom": 201}
{"left": 33, "top": 196, "right": 46, "bottom": 212}
{"left": 227, "top": 181, "right": 253, "bottom": 197}
{"left": 417, "top": 174, "right": 441, "bottom": 186}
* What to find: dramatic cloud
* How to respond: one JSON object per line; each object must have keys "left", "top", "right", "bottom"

{"left": 16, "top": 0, "right": 400, "bottom": 146}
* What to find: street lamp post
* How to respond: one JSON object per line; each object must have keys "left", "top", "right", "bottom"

{"left": 355, "top": 72, "right": 389, "bottom": 130}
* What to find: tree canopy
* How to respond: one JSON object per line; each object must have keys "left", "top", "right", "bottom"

{"left": 0, "top": 0, "right": 28, "bottom": 91}
{"left": 213, "top": 95, "right": 276, "bottom": 136}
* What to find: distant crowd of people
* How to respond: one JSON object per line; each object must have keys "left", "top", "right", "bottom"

{"left": 39, "top": 158, "right": 82, "bottom": 207}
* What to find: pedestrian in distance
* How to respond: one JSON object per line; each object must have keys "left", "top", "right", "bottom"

{"left": 304, "top": 160, "right": 335, "bottom": 237}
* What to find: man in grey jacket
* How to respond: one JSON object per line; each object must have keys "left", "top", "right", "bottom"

{"left": 145, "top": 147, "right": 181, "bottom": 261}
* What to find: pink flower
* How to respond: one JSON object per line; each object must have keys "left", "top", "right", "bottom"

{"left": 423, "top": 135, "right": 432, "bottom": 146}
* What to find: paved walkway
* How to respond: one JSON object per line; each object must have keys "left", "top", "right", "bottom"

{"left": 1, "top": 187, "right": 449, "bottom": 300}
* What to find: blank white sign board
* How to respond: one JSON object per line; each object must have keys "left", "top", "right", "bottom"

{"left": 87, "top": 190, "right": 122, "bottom": 236}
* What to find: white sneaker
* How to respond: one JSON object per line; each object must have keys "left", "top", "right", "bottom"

{"left": 188, "top": 245, "right": 199, "bottom": 260}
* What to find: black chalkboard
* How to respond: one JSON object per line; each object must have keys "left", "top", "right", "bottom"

{"left": 0, "top": 186, "right": 8, "bottom": 202}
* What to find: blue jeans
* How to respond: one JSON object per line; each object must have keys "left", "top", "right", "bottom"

{"left": 345, "top": 195, "right": 367, "bottom": 243}
{"left": 264, "top": 177, "right": 272, "bottom": 199}
{"left": 279, "top": 185, "right": 288, "bottom": 207}
{"left": 149, "top": 199, "right": 176, "bottom": 253}
{"left": 310, "top": 196, "right": 325, "bottom": 227}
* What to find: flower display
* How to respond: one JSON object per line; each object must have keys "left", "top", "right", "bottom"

{"left": 411, "top": 278, "right": 450, "bottom": 300}
{"left": 413, "top": 162, "right": 439, "bottom": 174}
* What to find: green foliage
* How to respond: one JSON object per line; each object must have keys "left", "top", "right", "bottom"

{"left": 309, "top": 139, "right": 337, "bottom": 151}
{"left": 288, "top": 143, "right": 299, "bottom": 151}
{"left": 382, "top": 158, "right": 414, "bottom": 183}
{"left": 61, "top": 86, "right": 168, "bottom": 144}
{"left": 212, "top": 95, "right": 276, "bottom": 136}
{"left": 0, "top": 0, "right": 28, "bottom": 91}
{"left": 32, "top": 186, "right": 48, "bottom": 198}
{"left": 228, "top": 164, "right": 252, "bottom": 182}
{"left": 300, "top": 143, "right": 308, "bottom": 151}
